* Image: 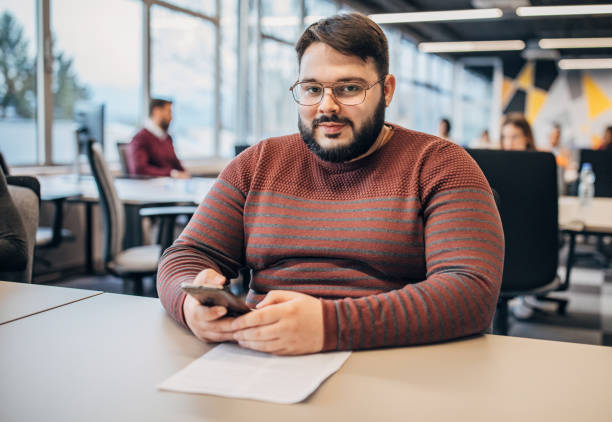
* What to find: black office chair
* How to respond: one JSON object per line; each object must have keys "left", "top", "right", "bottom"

{"left": 467, "top": 149, "right": 562, "bottom": 335}
{"left": 0, "top": 174, "right": 40, "bottom": 283}
{"left": 579, "top": 149, "right": 612, "bottom": 197}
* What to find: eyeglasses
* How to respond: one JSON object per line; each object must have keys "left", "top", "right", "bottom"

{"left": 289, "top": 76, "right": 387, "bottom": 106}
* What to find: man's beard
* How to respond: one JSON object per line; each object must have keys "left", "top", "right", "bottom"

{"left": 298, "top": 97, "right": 386, "bottom": 163}
{"left": 160, "top": 119, "right": 171, "bottom": 132}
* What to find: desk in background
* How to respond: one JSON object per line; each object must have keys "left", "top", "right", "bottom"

{"left": 1, "top": 282, "right": 611, "bottom": 421}
{"left": 38, "top": 176, "right": 216, "bottom": 273}
{"left": 558, "top": 196, "right": 612, "bottom": 284}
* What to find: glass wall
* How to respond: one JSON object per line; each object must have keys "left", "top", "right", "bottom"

{"left": 0, "top": 0, "right": 37, "bottom": 165}
{"left": 51, "top": 0, "right": 142, "bottom": 163}
{"left": 151, "top": 4, "right": 216, "bottom": 158}
{"left": 0, "top": 0, "right": 494, "bottom": 166}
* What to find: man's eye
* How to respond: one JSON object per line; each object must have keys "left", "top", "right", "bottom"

{"left": 338, "top": 84, "right": 363, "bottom": 94}
{"left": 303, "top": 85, "right": 321, "bottom": 94}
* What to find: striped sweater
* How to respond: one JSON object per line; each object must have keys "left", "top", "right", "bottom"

{"left": 157, "top": 124, "right": 504, "bottom": 351}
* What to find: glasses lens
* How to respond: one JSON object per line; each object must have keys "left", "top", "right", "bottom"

{"left": 294, "top": 83, "right": 323, "bottom": 105}
{"left": 332, "top": 83, "right": 366, "bottom": 105}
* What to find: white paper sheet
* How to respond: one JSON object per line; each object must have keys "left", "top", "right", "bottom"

{"left": 158, "top": 343, "right": 351, "bottom": 404}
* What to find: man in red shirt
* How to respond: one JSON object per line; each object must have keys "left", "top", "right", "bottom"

{"left": 158, "top": 13, "right": 503, "bottom": 355}
{"left": 128, "top": 99, "right": 190, "bottom": 178}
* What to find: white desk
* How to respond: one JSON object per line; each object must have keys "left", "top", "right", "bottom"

{"left": 1, "top": 289, "right": 611, "bottom": 421}
{"left": 558, "top": 196, "right": 612, "bottom": 285}
{"left": 0, "top": 280, "right": 101, "bottom": 325}
{"left": 38, "top": 175, "right": 216, "bottom": 205}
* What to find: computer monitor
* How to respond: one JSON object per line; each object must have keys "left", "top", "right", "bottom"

{"left": 75, "top": 102, "right": 105, "bottom": 149}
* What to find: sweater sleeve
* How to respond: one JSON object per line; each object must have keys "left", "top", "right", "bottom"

{"left": 157, "top": 146, "right": 258, "bottom": 326}
{"left": 320, "top": 141, "right": 504, "bottom": 351}
{"left": 128, "top": 134, "right": 173, "bottom": 177}
{"left": 168, "top": 136, "right": 185, "bottom": 172}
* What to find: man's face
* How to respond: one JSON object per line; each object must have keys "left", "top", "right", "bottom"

{"left": 549, "top": 127, "right": 561, "bottom": 148}
{"left": 154, "top": 103, "right": 173, "bottom": 132}
{"left": 296, "top": 42, "right": 395, "bottom": 162}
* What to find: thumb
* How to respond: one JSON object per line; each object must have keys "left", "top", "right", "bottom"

{"left": 256, "top": 290, "right": 295, "bottom": 308}
{"left": 193, "top": 268, "right": 226, "bottom": 287}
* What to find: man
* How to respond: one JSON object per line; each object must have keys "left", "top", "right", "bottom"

{"left": 158, "top": 13, "right": 503, "bottom": 355}
{"left": 128, "top": 99, "right": 190, "bottom": 178}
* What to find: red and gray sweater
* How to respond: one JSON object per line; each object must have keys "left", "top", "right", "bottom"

{"left": 128, "top": 129, "right": 184, "bottom": 177}
{"left": 158, "top": 124, "right": 504, "bottom": 351}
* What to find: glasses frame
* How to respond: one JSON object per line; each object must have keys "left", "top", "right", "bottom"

{"left": 289, "top": 76, "right": 387, "bottom": 106}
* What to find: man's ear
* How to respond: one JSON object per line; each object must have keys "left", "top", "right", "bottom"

{"left": 383, "top": 74, "right": 396, "bottom": 107}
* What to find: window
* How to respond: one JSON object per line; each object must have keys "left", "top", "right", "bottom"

{"left": 151, "top": 5, "right": 216, "bottom": 158}
{"left": 51, "top": 0, "right": 142, "bottom": 163}
{"left": 166, "top": 0, "right": 216, "bottom": 16}
{"left": 0, "top": 0, "right": 37, "bottom": 165}
{"left": 220, "top": 0, "right": 238, "bottom": 157}
{"left": 260, "top": 39, "right": 297, "bottom": 139}
{"left": 261, "top": 0, "right": 301, "bottom": 43}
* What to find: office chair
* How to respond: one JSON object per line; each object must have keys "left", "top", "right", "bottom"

{"left": 116, "top": 142, "right": 131, "bottom": 177}
{"left": 467, "top": 149, "right": 562, "bottom": 335}
{"left": 0, "top": 150, "right": 75, "bottom": 261}
{"left": 0, "top": 174, "right": 40, "bottom": 283}
{"left": 579, "top": 149, "right": 612, "bottom": 197}
{"left": 85, "top": 139, "right": 196, "bottom": 292}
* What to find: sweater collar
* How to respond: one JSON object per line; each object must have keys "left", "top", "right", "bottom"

{"left": 144, "top": 118, "right": 168, "bottom": 140}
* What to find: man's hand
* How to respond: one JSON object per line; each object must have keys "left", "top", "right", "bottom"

{"left": 183, "top": 269, "right": 237, "bottom": 343}
{"left": 231, "top": 290, "right": 324, "bottom": 355}
{"left": 170, "top": 169, "right": 191, "bottom": 179}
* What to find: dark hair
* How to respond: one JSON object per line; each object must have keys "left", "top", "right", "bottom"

{"left": 149, "top": 98, "right": 172, "bottom": 116}
{"left": 552, "top": 122, "right": 561, "bottom": 130}
{"left": 441, "top": 118, "right": 452, "bottom": 134}
{"left": 502, "top": 113, "right": 536, "bottom": 150}
{"left": 295, "top": 13, "right": 389, "bottom": 79}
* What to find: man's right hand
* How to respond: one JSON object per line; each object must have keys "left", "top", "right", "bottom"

{"left": 183, "top": 269, "right": 238, "bottom": 343}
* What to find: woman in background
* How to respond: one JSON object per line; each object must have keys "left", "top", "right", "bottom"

{"left": 500, "top": 113, "right": 536, "bottom": 151}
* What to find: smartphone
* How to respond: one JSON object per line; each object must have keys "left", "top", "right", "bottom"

{"left": 181, "top": 283, "right": 251, "bottom": 316}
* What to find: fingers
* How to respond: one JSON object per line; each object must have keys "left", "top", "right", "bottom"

{"left": 233, "top": 323, "right": 280, "bottom": 342}
{"left": 236, "top": 339, "right": 285, "bottom": 354}
{"left": 193, "top": 268, "right": 226, "bottom": 287}
{"left": 231, "top": 305, "right": 283, "bottom": 331}
{"left": 255, "top": 290, "right": 296, "bottom": 309}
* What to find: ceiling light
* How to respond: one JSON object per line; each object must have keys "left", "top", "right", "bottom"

{"left": 418, "top": 40, "right": 525, "bottom": 53}
{"left": 517, "top": 5, "right": 612, "bottom": 17}
{"left": 369, "top": 8, "right": 503, "bottom": 24}
{"left": 558, "top": 58, "right": 612, "bottom": 70}
{"left": 539, "top": 38, "right": 612, "bottom": 49}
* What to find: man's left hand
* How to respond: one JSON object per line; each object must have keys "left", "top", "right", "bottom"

{"left": 231, "top": 290, "right": 324, "bottom": 355}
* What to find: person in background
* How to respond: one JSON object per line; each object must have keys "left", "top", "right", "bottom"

{"left": 157, "top": 13, "right": 503, "bottom": 356}
{"left": 599, "top": 126, "right": 612, "bottom": 151}
{"left": 438, "top": 117, "right": 452, "bottom": 140}
{"left": 128, "top": 99, "right": 191, "bottom": 178}
{"left": 470, "top": 129, "right": 494, "bottom": 149}
{"left": 500, "top": 113, "right": 535, "bottom": 151}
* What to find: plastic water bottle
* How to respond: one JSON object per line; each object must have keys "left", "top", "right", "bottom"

{"left": 578, "top": 163, "right": 595, "bottom": 208}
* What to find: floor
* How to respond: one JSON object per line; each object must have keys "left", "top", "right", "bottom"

{"left": 48, "top": 244, "right": 612, "bottom": 348}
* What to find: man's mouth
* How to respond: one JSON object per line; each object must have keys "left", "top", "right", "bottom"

{"left": 317, "top": 122, "right": 346, "bottom": 135}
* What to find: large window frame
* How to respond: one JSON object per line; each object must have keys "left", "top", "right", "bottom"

{"left": 24, "top": 0, "right": 224, "bottom": 166}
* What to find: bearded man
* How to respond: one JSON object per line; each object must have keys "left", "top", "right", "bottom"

{"left": 157, "top": 13, "right": 504, "bottom": 355}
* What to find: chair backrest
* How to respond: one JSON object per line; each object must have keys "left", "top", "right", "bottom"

{"left": 116, "top": 142, "right": 130, "bottom": 177}
{"left": 85, "top": 138, "right": 125, "bottom": 264}
{"left": 0, "top": 175, "right": 40, "bottom": 283}
{"left": 0, "top": 150, "right": 9, "bottom": 175}
{"left": 579, "top": 149, "right": 612, "bottom": 197}
{"left": 467, "top": 149, "right": 559, "bottom": 292}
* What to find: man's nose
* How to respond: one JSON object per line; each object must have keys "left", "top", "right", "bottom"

{"left": 317, "top": 87, "right": 340, "bottom": 114}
